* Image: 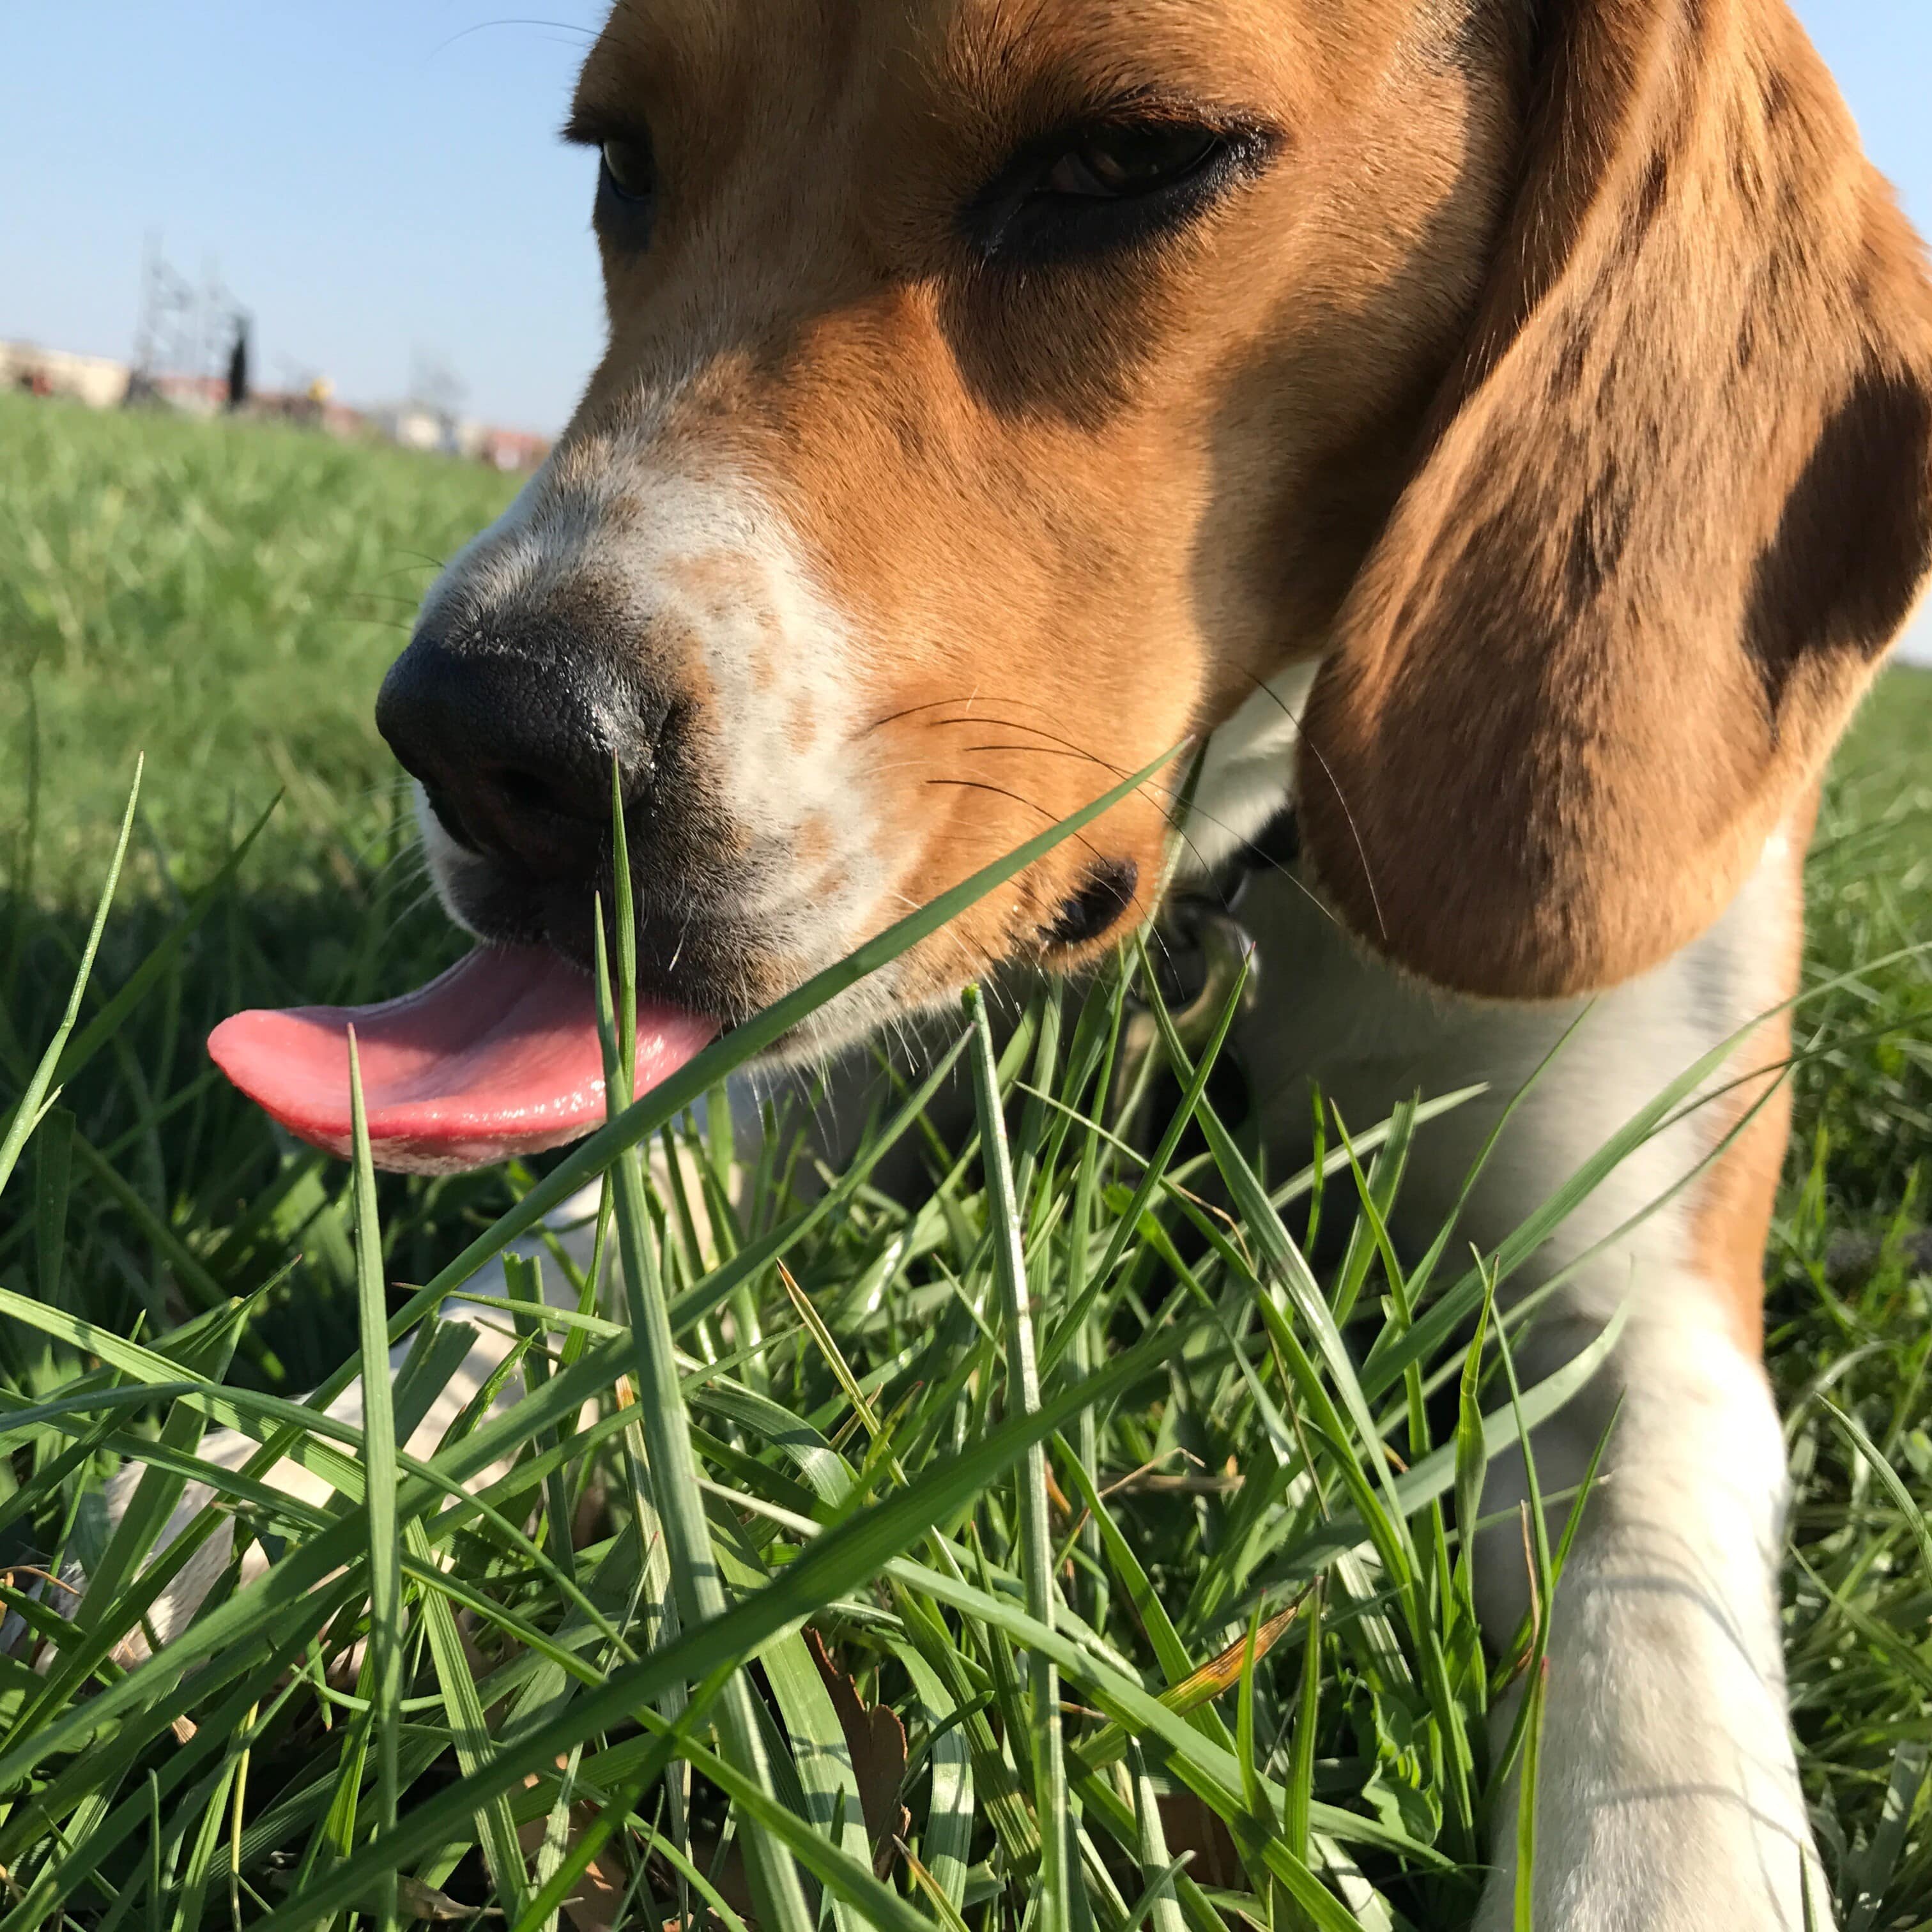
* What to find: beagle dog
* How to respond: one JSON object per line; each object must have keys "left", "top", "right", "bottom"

{"left": 191, "top": 0, "right": 1932, "bottom": 1926}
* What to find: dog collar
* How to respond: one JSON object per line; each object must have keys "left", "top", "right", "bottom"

{"left": 1110, "top": 807, "right": 1296, "bottom": 1119}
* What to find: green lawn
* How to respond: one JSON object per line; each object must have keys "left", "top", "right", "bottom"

{"left": 1, "top": 392, "right": 1928, "bottom": 1929}
{"left": 1, "top": 391, "right": 518, "bottom": 891}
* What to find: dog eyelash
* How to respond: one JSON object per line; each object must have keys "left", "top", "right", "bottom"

{"left": 963, "top": 105, "right": 1280, "bottom": 267}
{"left": 559, "top": 108, "right": 631, "bottom": 151}
{"left": 563, "top": 111, "right": 658, "bottom": 241}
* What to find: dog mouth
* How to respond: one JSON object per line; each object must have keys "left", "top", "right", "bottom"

{"left": 207, "top": 945, "right": 718, "bottom": 1177}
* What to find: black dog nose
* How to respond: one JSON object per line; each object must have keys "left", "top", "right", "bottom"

{"left": 376, "top": 615, "right": 669, "bottom": 872}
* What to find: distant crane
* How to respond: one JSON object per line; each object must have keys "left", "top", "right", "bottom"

{"left": 128, "top": 234, "right": 250, "bottom": 408}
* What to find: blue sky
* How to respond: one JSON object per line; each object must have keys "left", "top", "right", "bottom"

{"left": 3, "top": 1, "right": 1929, "bottom": 657}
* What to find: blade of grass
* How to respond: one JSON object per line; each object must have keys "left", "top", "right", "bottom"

{"left": 1845, "top": 1739, "right": 1928, "bottom": 1932}
{"left": 593, "top": 905, "right": 816, "bottom": 1932}
{"left": 1511, "top": 1657, "right": 1547, "bottom": 1932}
{"left": 966, "top": 983, "right": 1070, "bottom": 1932}
{"left": 408, "top": 1510, "right": 532, "bottom": 1917}
{"left": 0, "top": 756, "right": 141, "bottom": 1197}
{"left": 33, "top": 1103, "right": 73, "bottom": 1307}
{"left": 364, "top": 747, "right": 1186, "bottom": 1361}
{"left": 1818, "top": 1397, "right": 1932, "bottom": 1583}
{"left": 346, "top": 1028, "right": 403, "bottom": 1932}
{"left": 1285, "top": 1579, "right": 1323, "bottom": 1867}
{"left": 1124, "top": 1743, "right": 1188, "bottom": 1932}
{"left": 897, "top": 1645, "right": 975, "bottom": 1913}
{"left": 0, "top": 792, "right": 279, "bottom": 1168}
{"left": 228, "top": 1324, "right": 1190, "bottom": 1932}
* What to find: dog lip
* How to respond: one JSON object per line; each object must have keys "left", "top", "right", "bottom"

{"left": 534, "top": 926, "right": 745, "bottom": 1032}
{"left": 422, "top": 824, "right": 766, "bottom": 1031}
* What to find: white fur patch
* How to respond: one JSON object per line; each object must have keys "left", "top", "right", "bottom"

{"left": 415, "top": 786, "right": 487, "bottom": 938}
{"left": 1232, "top": 827, "right": 1825, "bottom": 1928}
{"left": 1473, "top": 1332, "right": 1822, "bottom": 1931}
{"left": 1182, "top": 657, "right": 1320, "bottom": 875}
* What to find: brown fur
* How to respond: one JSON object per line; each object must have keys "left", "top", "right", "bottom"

{"left": 1690, "top": 785, "right": 1820, "bottom": 1350}
{"left": 565, "top": 0, "right": 1525, "bottom": 1006}
{"left": 1295, "top": 0, "right": 1932, "bottom": 998}
{"left": 562, "top": 0, "right": 1931, "bottom": 1018}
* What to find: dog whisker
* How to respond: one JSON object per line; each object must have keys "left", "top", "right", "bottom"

{"left": 857, "top": 691, "right": 1078, "bottom": 739}
{"left": 918, "top": 715, "right": 1126, "bottom": 770}
{"left": 1237, "top": 666, "right": 1385, "bottom": 942}
{"left": 922, "top": 777, "right": 1106, "bottom": 865}
{"left": 434, "top": 15, "right": 599, "bottom": 61}
{"left": 1131, "top": 770, "right": 1345, "bottom": 934}
{"left": 952, "top": 742, "right": 1114, "bottom": 762}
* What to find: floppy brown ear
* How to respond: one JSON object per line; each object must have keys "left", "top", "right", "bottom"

{"left": 1296, "top": 0, "right": 1932, "bottom": 1000}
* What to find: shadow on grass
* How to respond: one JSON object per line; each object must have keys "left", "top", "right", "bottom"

{"left": 0, "top": 880, "right": 505, "bottom": 1404}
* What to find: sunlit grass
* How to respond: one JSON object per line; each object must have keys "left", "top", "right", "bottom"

{"left": 1, "top": 395, "right": 1928, "bottom": 1927}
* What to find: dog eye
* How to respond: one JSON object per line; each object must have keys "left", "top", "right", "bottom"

{"left": 965, "top": 112, "right": 1268, "bottom": 266}
{"left": 599, "top": 135, "right": 654, "bottom": 205}
{"left": 1036, "top": 125, "right": 1223, "bottom": 201}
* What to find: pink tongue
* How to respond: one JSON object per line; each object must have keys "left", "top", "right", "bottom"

{"left": 207, "top": 946, "right": 717, "bottom": 1175}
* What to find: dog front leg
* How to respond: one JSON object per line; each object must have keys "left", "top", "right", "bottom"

{"left": 1471, "top": 1305, "right": 1826, "bottom": 1932}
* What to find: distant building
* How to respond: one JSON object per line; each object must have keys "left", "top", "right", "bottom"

{"left": 139, "top": 371, "right": 227, "bottom": 415}
{"left": 4, "top": 336, "right": 545, "bottom": 468}
{"left": 1, "top": 341, "right": 130, "bottom": 409}
{"left": 245, "top": 387, "right": 367, "bottom": 440}
{"left": 475, "top": 426, "right": 549, "bottom": 472}
{"left": 371, "top": 402, "right": 453, "bottom": 453}
{"left": 369, "top": 402, "right": 548, "bottom": 470}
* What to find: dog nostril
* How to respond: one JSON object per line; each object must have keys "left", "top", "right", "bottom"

{"left": 376, "top": 620, "right": 671, "bottom": 870}
{"left": 1043, "top": 857, "right": 1140, "bottom": 948}
{"left": 421, "top": 783, "right": 483, "bottom": 855}
{"left": 488, "top": 765, "right": 583, "bottom": 824}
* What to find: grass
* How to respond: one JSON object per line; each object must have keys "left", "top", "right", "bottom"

{"left": 1, "top": 390, "right": 518, "bottom": 891}
{"left": 1, "top": 390, "right": 1929, "bottom": 1929}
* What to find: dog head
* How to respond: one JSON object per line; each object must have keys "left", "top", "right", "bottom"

{"left": 218, "top": 0, "right": 1932, "bottom": 1171}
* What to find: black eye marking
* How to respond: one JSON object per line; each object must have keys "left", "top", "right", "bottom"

{"left": 599, "top": 135, "right": 654, "bottom": 205}
{"left": 963, "top": 107, "right": 1278, "bottom": 267}
{"left": 1039, "top": 123, "right": 1222, "bottom": 201}
{"left": 1043, "top": 858, "right": 1141, "bottom": 949}
{"left": 595, "top": 130, "right": 657, "bottom": 247}
{"left": 562, "top": 112, "right": 657, "bottom": 246}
